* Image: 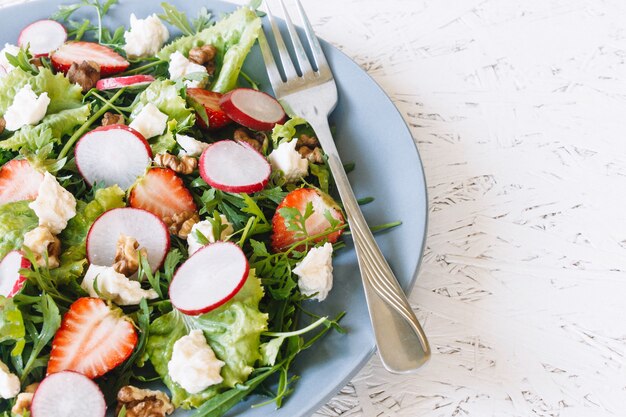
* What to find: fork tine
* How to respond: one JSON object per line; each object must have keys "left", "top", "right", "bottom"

{"left": 278, "top": 0, "right": 313, "bottom": 76}
{"left": 294, "top": 0, "right": 328, "bottom": 72}
{"left": 264, "top": 0, "right": 299, "bottom": 80}
{"left": 257, "top": 31, "right": 284, "bottom": 92}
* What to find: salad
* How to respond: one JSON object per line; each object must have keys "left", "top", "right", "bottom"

{"left": 0, "top": 1, "right": 399, "bottom": 416}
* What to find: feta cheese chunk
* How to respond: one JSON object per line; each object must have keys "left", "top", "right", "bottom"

{"left": 29, "top": 173, "right": 76, "bottom": 235}
{"left": 176, "top": 134, "right": 209, "bottom": 157}
{"left": 0, "top": 360, "right": 20, "bottom": 399}
{"left": 81, "top": 264, "right": 158, "bottom": 306}
{"left": 293, "top": 242, "right": 334, "bottom": 301}
{"left": 123, "top": 14, "right": 169, "bottom": 59}
{"left": 168, "top": 51, "right": 208, "bottom": 88}
{"left": 0, "top": 43, "right": 20, "bottom": 77}
{"left": 4, "top": 84, "right": 50, "bottom": 131}
{"left": 23, "top": 226, "right": 60, "bottom": 268}
{"left": 129, "top": 103, "right": 168, "bottom": 139}
{"left": 187, "top": 216, "right": 234, "bottom": 255}
{"left": 168, "top": 329, "right": 225, "bottom": 394}
{"left": 268, "top": 140, "right": 308, "bottom": 182}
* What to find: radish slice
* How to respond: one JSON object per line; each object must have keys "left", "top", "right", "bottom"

{"left": 219, "top": 88, "right": 287, "bottom": 131}
{"left": 169, "top": 242, "right": 249, "bottom": 315}
{"left": 199, "top": 140, "right": 270, "bottom": 193}
{"left": 75, "top": 125, "right": 152, "bottom": 190}
{"left": 87, "top": 208, "right": 170, "bottom": 273}
{"left": 0, "top": 251, "right": 30, "bottom": 297}
{"left": 96, "top": 75, "right": 155, "bottom": 91}
{"left": 31, "top": 371, "right": 106, "bottom": 417}
{"left": 18, "top": 20, "right": 67, "bottom": 57}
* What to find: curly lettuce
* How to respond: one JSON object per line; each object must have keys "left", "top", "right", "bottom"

{"left": 0, "top": 296, "right": 26, "bottom": 357}
{"left": 158, "top": 7, "right": 262, "bottom": 93}
{"left": 0, "top": 105, "right": 90, "bottom": 153}
{"left": 146, "top": 271, "right": 268, "bottom": 408}
{"left": 0, "top": 201, "right": 38, "bottom": 259}
{"left": 0, "top": 68, "right": 83, "bottom": 116}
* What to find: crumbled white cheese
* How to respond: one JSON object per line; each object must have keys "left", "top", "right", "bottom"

{"left": 3, "top": 84, "right": 50, "bottom": 131}
{"left": 168, "top": 329, "right": 224, "bottom": 394}
{"left": 123, "top": 14, "right": 169, "bottom": 59}
{"left": 293, "top": 242, "right": 334, "bottom": 301}
{"left": 129, "top": 103, "right": 168, "bottom": 139}
{"left": 268, "top": 140, "right": 308, "bottom": 182}
{"left": 0, "top": 44, "right": 20, "bottom": 77}
{"left": 81, "top": 264, "right": 158, "bottom": 306}
{"left": 28, "top": 173, "right": 76, "bottom": 235}
{"left": 176, "top": 134, "right": 209, "bottom": 157}
{"left": 168, "top": 51, "right": 208, "bottom": 88}
{"left": 0, "top": 360, "right": 20, "bottom": 399}
{"left": 187, "top": 216, "right": 234, "bottom": 255}
{"left": 22, "top": 226, "right": 60, "bottom": 269}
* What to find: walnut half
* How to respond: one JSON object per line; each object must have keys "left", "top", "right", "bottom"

{"left": 163, "top": 211, "right": 200, "bottom": 239}
{"left": 154, "top": 152, "right": 197, "bottom": 175}
{"left": 22, "top": 226, "right": 61, "bottom": 269}
{"left": 67, "top": 60, "right": 101, "bottom": 93}
{"left": 11, "top": 383, "right": 39, "bottom": 416}
{"left": 102, "top": 111, "right": 125, "bottom": 126}
{"left": 116, "top": 386, "right": 174, "bottom": 417}
{"left": 113, "top": 234, "right": 147, "bottom": 276}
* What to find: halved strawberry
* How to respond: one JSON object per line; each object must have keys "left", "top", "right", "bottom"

{"left": 47, "top": 297, "right": 137, "bottom": 379}
{"left": 0, "top": 159, "right": 44, "bottom": 205}
{"left": 186, "top": 88, "right": 232, "bottom": 130}
{"left": 271, "top": 188, "right": 346, "bottom": 252}
{"left": 51, "top": 41, "right": 130, "bottom": 76}
{"left": 129, "top": 168, "right": 197, "bottom": 221}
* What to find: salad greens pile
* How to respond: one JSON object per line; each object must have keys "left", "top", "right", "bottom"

{"left": 0, "top": 2, "right": 350, "bottom": 416}
{"left": 0, "top": 1, "right": 401, "bottom": 416}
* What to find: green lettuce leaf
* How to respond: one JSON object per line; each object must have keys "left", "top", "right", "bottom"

{"left": 0, "top": 296, "right": 26, "bottom": 357}
{"left": 146, "top": 271, "right": 268, "bottom": 408}
{"left": 158, "top": 7, "right": 262, "bottom": 93}
{"left": 271, "top": 117, "right": 307, "bottom": 146}
{"left": 0, "top": 105, "right": 91, "bottom": 152}
{"left": 0, "top": 201, "right": 38, "bottom": 259}
{"left": 0, "top": 68, "right": 83, "bottom": 116}
{"left": 130, "top": 80, "right": 194, "bottom": 128}
{"left": 58, "top": 185, "right": 126, "bottom": 279}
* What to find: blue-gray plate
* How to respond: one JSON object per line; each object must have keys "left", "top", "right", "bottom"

{"left": 0, "top": 0, "right": 428, "bottom": 416}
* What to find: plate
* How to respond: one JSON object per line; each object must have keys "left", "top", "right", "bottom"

{"left": 0, "top": 1, "right": 428, "bottom": 416}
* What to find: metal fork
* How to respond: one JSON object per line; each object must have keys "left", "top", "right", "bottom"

{"left": 259, "top": 0, "right": 431, "bottom": 373}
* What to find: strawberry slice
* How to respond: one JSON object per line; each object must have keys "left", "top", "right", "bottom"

{"left": 129, "top": 168, "right": 197, "bottom": 221}
{"left": 271, "top": 188, "right": 346, "bottom": 252}
{"left": 0, "top": 159, "right": 44, "bottom": 205}
{"left": 47, "top": 297, "right": 137, "bottom": 379}
{"left": 51, "top": 41, "right": 130, "bottom": 76}
{"left": 186, "top": 88, "right": 232, "bottom": 130}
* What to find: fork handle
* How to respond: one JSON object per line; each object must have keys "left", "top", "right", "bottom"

{"left": 308, "top": 118, "right": 431, "bottom": 373}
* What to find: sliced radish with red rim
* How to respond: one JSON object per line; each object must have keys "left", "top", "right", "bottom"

{"left": 86, "top": 208, "right": 170, "bottom": 273}
{"left": 169, "top": 241, "right": 250, "bottom": 315}
{"left": 75, "top": 125, "right": 152, "bottom": 190}
{"left": 96, "top": 75, "right": 155, "bottom": 91}
{"left": 18, "top": 19, "right": 67, "bottom": 57}
{"left": 31, "top": 371, "right": 106, "bottom": 417}
{"left": 199, "top": 140, "right": 270, "bottom": 193}
{"left": 219, "top": 88, "right": 287, "bottom": 131}
{"left": 0, "top": 251, "right": 30, "bottom": 297}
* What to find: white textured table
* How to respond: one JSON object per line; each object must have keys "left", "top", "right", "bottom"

{"left": 3, "top": 0, "right": 626, "bottom": 416}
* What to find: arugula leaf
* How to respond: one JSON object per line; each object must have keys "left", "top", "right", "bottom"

{"left": 159, "top": 3, "right": 195, "bottom": 37}
{"left": 19, "top": 294, "right": 61, "bottom": 380}
{"left": 5, "top": 49, "right": 38, "bottom": 75}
